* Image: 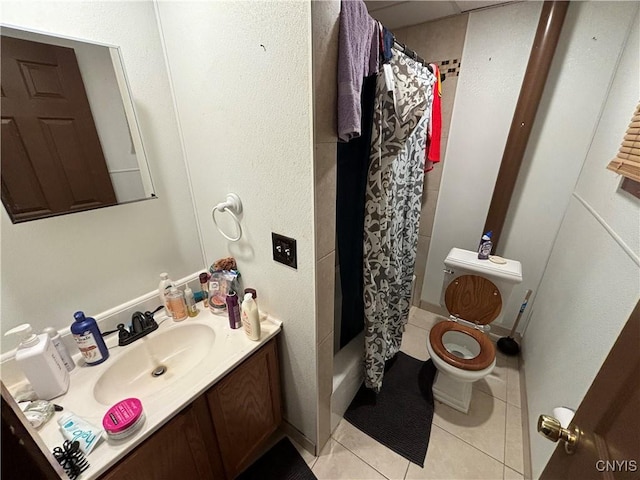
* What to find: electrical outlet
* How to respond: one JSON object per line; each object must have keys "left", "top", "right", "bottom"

{"left": 272, "top": 233, "right": 297, "bottom": 269}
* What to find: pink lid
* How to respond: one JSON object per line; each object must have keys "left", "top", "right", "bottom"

{"left": 103, "top": 398, "right": 144, "bottom": 434}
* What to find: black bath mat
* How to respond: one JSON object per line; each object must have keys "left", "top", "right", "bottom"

{"left": 344, "top": 353, "right": 437, "bottom": 467}
{"left": 237, "top": 437, "right": 317, "bottom": 480}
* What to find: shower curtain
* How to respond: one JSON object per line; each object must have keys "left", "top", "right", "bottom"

{"left": 363, "top": 50, "right": 435, "bottom": 392}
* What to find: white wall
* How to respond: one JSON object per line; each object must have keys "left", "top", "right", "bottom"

{"left": 1, "top": 1, "right": 203, "bottom": 352}
{"left": 421, "top": 1, "right": 638, "bottom": 337}
{"left": 421, "top": 1, "right": 541, "bottom": 310}
{"left": 155, "top": 2, "right": 317, "bottom": 442}
{"left": 500, "top": 1, "right": 639, "bottom": 333}
{"left": 524, "top": 10, "right": 639, "bottom": 477}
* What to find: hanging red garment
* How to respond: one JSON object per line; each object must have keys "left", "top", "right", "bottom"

{"left": 425, "top": 64, "right": 442, "bottom": 172}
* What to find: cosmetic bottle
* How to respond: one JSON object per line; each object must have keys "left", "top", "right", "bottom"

{"left": 184, "top": 287, "right": 198, "bottom": 317}
{"left": 158, "top": 273, "right": 175, "bottom": 314}
{"left": 71, "top": 311, "right": 109, "bottom": 366}
{"left": 4, "top": 324, "right": 70, "bottom": 400}
{"left": 167, "top": 287, "right": 187, "bottom": 321}
{"left": 43, "top": 327, "right": 75, "bottom": 372}
{"left": 241, "top": 293, "right": 260, "bottom": 341}
{"left": 226, "top": 291, "right": 241, "bottom": 329}
{"left": 199, "top": 272, "right": 210, "bottom": 308}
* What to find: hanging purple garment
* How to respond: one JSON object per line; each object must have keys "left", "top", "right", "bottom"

{"left": 338, "top": 0, "right": 379, "bottom": 142}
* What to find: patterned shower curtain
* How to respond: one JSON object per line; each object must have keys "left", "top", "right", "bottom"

{"left": 363, "top": 50, "right": 435, "bottom": 392}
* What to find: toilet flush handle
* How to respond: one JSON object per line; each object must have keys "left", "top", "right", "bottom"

{"left": 443, "top": 268, "right": 455, "bottom": 275}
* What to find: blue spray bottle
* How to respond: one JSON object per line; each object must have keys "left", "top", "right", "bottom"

{"left": 478, "top": 231, "right": 493, "bottom": 260}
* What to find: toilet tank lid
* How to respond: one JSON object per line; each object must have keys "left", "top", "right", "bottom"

{"left": 445, "top": 248, "right": 523, "bottom": 284}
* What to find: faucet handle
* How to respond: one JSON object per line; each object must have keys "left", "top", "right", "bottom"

{"left": 117, "top": 323, "right": 130, "bottom": 343}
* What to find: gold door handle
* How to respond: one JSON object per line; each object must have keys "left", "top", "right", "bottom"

{"left": 537, "top": 414, "right": 581, "bottom": 454}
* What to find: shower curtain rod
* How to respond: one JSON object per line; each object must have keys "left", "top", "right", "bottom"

{"left": 392, "top": 39, "right": 445, "bottom": 82}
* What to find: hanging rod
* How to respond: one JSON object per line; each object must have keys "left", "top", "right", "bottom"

{"left": 392, "top": 39, "right": 445, "bottom": 82}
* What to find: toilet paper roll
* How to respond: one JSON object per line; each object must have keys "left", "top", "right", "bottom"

{"left": 553, "top": 406, "right": 575, "bottom": 428}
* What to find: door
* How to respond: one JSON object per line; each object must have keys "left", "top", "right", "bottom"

{"left": 540, "top": 301, "right": 639, "bottom": 479}
{"left": 1, "top": 35, "right": 116, "bottom": 223}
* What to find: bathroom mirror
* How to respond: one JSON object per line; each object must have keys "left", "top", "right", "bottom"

{"left": 0, "top": 26, "right": 156, "bottom": 223}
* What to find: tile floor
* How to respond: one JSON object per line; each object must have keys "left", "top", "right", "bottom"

{"left": 295, "top": 307, "right": 525, "bottom": 480}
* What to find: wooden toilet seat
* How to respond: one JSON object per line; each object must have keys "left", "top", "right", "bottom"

{"left": 429, "top": 322, "right": 495, "bottom": 371}
{"left": 429, "top": 274, "right": 501, "bottom": 371}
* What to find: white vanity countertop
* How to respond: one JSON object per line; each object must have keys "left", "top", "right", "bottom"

{"left": 7, "top": 308, "right": 282, "bottom": 479}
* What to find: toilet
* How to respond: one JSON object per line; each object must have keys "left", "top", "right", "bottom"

{"left": 426, "top": 247, "right": 522, "bottom": 413}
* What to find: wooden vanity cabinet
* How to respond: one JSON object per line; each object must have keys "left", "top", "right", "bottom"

{"left": 99, "top": 395, "right": 225, "bottom": 480}
{"left": 99, "top": 338, "right": 281, "bottom": 480}
{"left": 207, "top": 337, "right": 282, "bottom": 478}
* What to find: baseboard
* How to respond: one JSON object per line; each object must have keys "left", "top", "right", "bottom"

{"left": 280, "top": 419, "right": 315, "bottom": 456}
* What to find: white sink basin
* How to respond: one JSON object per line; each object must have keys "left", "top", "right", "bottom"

{"left": 93, "top": 324, "right": 215, "bottom": 405}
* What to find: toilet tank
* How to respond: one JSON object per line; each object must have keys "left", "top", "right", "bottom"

{"left": 441, "top": 248, "right": 523, "bottom": 324}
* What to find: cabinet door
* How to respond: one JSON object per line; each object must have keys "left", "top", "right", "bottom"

{"left": 207, "top": 339, "right": 282, "bottom": 478}
{"left": 100, "top": 396, "right": 225, "bottom": 480}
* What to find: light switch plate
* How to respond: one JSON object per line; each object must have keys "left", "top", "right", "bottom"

{"left": 272, "top": 233, "right": 297, "bottom": 269}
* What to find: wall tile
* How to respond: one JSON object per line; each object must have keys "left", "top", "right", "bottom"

{"left": 316, "top": 250, "right": 336, "bottom": 342}
{"left": 317, "top": 329, "right": 334, "bottom": 400}
{"left": 315, "top": 143, "right": 337, "bottom": 260}
{"left": 317, "top": 392, "right": 332, "bottom": 453}
{"left": 312, "top": 0, "right": 340, "bottom": 143}
{"left": 419, "top": 189, "right": 438, "bottom": 237}
{"left": 412, "top": 235, "right": 431, "bottom": 307}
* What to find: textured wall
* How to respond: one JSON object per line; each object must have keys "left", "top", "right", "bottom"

{"left": 156, "top": 1, "right": 317, "bottom": 442}
{"left": 499, "top": 1, "right": 639, "bottom": 334}
{"left": 1, "top": 1, "right": 203, "bottom": 353}
{"left": 421, "top": 1, "right": 541, "bottom": 308}
{"left": 524, "top": 9, "right": 639, "bottom": 477}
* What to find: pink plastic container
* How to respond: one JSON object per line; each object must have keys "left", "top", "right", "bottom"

{"left": 102, "top": 398, "right": 145, "bottom": 440}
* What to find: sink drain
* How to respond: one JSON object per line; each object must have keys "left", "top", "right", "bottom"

{"left": 151, "top": 365, "right": 167, "bottom": 377}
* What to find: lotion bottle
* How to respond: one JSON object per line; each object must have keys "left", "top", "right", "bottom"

{"left": 158, "top": 273, "right": 175, "bottom": 315}
{"left": 71, "top": 311, "right": 109, "bottom": 366}
{"left": 43, "top": 327, "right": 75, "bottom": 372}
{"left": 241, "top": 293, "right": 260, "bottom": 341}
{"left": 4, "top": 324, "right": 70, "bottom": 400}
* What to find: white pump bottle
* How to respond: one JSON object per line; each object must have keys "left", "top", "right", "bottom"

{"left": 4, "top": 324, "right": 70, "bottom": 400}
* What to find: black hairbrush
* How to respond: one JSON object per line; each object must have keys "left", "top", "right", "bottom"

{"left": 52, "top": 440, "right": 89, "bottom": 480}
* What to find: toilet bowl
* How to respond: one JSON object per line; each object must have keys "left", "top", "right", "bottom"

{"left": 426, "top": 248, "right": 522, "bottom": 413}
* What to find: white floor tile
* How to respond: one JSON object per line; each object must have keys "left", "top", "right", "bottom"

{"left": 312, "top": 438, "right": 386, "bottom": 479}
{"left": 406, "top": 425, "right": 504, "bottom": 479}
{"left": 504, "top": 403, "right": 524, "bottom": 474}
{"left": 432, "top": 388, "right": 507, "bottom": 462}
{"left": 408, "top": 307, "right": 444, "bottom": 331}
{"left": 504, "top": 465, "right": 524, "bottom": 480}
{"left": 475, "top": 353, "right": 509, "bottom": 401}
{"left": 332, "top": 419, "right": 410, "bottom": 480}
{"left": 506, "top": 363, "right": 521, "bottom": 407}
{"left": 400, "top": 323, "right": 430, "bottom": 361}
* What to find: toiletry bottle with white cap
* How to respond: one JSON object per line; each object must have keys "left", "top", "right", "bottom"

{"left": 241, "top": 292, "right": 260, "bottom": 341}
{"left": 4, "top": 324, "right": 70, "bottom": 400}
{"left": 43, "top": 327, "right": 75, "bottom": 372}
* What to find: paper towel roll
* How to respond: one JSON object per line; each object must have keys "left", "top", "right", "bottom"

{"left": 553, "top": 406, "right": 575, "bottom": 428}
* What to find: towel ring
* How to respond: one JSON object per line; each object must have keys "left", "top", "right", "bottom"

{"left": 212, "top": 193, "right": 243, "bottom": 242}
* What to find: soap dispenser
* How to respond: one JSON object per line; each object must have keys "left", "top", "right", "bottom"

{"left": 4, "top": 324, "right": 70, "bottom": 400}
